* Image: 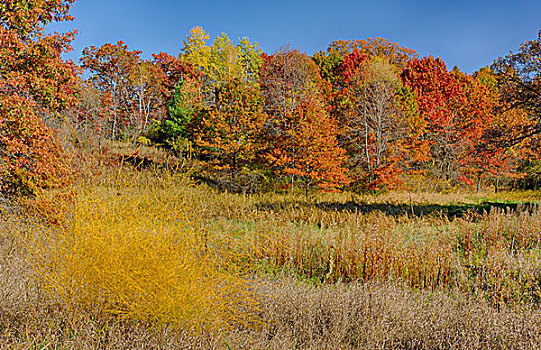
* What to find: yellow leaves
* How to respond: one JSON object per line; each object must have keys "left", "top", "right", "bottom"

{"left": 181, "top": 26, "right": 211, "bottom": 69}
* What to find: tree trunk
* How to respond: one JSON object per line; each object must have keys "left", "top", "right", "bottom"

{"left": 112, "top": 107, "right": 117, "bottom": 140}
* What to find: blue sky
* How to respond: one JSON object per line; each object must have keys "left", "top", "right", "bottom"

{"left": 47, "top": 0, "right": 541, "bottom": 73}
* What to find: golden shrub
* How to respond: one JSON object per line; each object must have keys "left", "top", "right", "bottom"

{"left": 26, "top": 171, "right": 257, "bottom": 333}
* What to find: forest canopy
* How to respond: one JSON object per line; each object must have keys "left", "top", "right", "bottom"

{"left": 2, "top": 2, "right": 541, "bottom": 195}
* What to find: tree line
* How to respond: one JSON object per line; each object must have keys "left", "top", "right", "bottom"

{"left": 2, "top": 1, "right": 541, "bottom": 195}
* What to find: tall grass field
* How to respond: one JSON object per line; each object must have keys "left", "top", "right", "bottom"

{"left": 2, "top": 163, "right": 541, "bottom": 349}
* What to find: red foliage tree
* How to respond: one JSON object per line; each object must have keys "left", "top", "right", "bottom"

{"left": 81, "top": 41, "right": 143, "bottom": 139}
{"left": 401, "top": 57, "right": 504, "bottom": 189}
{"left": 152, "top": 51, "right": 200, "bottom": 101}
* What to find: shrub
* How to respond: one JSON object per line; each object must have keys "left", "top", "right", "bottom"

{"left": 26, "top": 171, "right": 257, "bottom": 333}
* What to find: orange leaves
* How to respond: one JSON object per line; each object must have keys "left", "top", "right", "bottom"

{"left": 0, "top": 0, "right": 75, "bottom": 38}
{"left": 0, "top": 0, "right": 77, "bottom": 196}
{"left": 260, "top": 49, "right": 349, "bottom": 192}
{"left": 265, "top": 93, "right": 349, "bottom": 192}
{"left": 195, "top": 80, "right": 266, "bottom": 172}
{"left": 335, "top": 53, "right": 411, "bottom": 190}
{"left": 328, "top": 37, "right": 418, "bottom": 69}
{"left": 81, "top": 42, "right": 172, "bottom": 139}
{"left": 400, "top": 58, "right": 515, "bottom": 186}
{"left": 0, "top": 91, "right": 70, "bottom": 195}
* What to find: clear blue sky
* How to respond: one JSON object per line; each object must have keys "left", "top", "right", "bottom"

{"left": 47, "top": 0, "right": 541, "bottom": 73}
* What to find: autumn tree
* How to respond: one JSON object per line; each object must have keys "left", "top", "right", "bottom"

{"left": 153, "top": 51, "right": 200, "bottom": 100}
{"left": 314, "top": 37, "right": 417, "bottom": 99}
{"left": 207, "top": 33, "right": 242, "bottom": 86}
{"left": 0, "top": 0, "right": 79, "bottom": 195}
{"left": 237, "top": 37, "right": 263, "bottom": 84}
{"left": 401, "top": 58, "right": 462, "bottom": 186}
{"left": 339, "top": 53, "right": 413, "bottom": 189}
{"left": 474, "top": 67, "right": 538, "bottom": 190}
{"left": 327, "top": 37, "right": 418, "bottom": 69}
{"left": 71, "top": 81, "right": 113, "bottom": 141}
{"left": 492, "top": 30, "right": 541, "bottom": 144}
{"left": 180, "top": 27, "right": 263, "bottom": 106}
{"left": 129, "top": 59, "right": 164, "bottom": 136}
{"left": 81, "top": 41, "right": 142, "bottom": 140}
{"left": 180, "top": 26, "right": 216, "bottom": 104}
{"left": 260, "top": 49, "right": 348, "bottom": 193}
{"left": 195, "top": 79, "right": 266, "bottom": 174}
{"left": 181, "top": 26, "right": 211, "bottom": 71}
{"left": 149, "top": 52, "right": 203, "bottom": 154}
{"left": 260, "top": 48, "right": 323, "bottom": 121}
{"left": 401, "top": 57, "right": 501, "bottom": 189}
{"left": 265, "top": 95, "right": 349, "bottom": 195}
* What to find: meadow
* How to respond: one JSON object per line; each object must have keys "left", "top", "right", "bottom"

{"left": 4, "top": 2, "right": 541, "bottom": 348}
{"left": 1, "top": 150, "right": 541, "bottom": 350}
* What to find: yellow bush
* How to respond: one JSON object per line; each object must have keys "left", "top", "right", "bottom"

{"left": 26, "top": 171, "right": 257, "bottom": 333}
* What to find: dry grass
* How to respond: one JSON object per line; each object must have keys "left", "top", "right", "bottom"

{"left": 168, "top": 185, "right": 541, "bottom": 306}
{"left": 237, "top": 207, "right": 541, "bottom": 305}
{"left": 246, "top": 277, "right": 541, "bottom": 349}
{"left": 3, "top": 164, "right": 541, "bottom": 348}
{"left": 3, "top": 258, "right": 541, "bottom": 349}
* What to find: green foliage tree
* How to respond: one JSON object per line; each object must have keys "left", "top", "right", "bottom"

{"left": 160, "top": 75, "right": 203, "bottom": 154}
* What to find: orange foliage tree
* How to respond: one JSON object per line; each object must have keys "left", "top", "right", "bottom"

{"left": 492, "top": 30, "right": 541, "bottom": 144}
{"left": 260, "top": 49, "right": 348, "bottom": 193}
{"left": 327, "top": 37, "right": 418, "bottom": 68}
{"left": 471, "top": 67, "right": 536, "bottom": 190}
{"left": 0, "top": 0, "right": 79, "bottom": 195}
{"left": 337, "top": 51, "right": 420, "bottom": 190}
{"left": 195, "top": 79, "right": 266, "bottom": 174}
{"left": 266, "top": 96, "right": 349, "bottom": 195}
{"left": 81, "top": 41, "right": 143, "bottom": 140}
{"left": 401, "top": 57, "right": 505, "bottom": 189}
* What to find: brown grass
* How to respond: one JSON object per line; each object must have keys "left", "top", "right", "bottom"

{"left": 3, "top": 252, "right": 541, "bottom": 350}
{"left": 173, "top": 187, "right": 541, "bottom": 306}
{"left": 3, "top": 163, "right": 541, "bottom": 348}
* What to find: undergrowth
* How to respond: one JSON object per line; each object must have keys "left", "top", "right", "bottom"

{"left": 24, "top": 169, "right": 258, "bottom": 333}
